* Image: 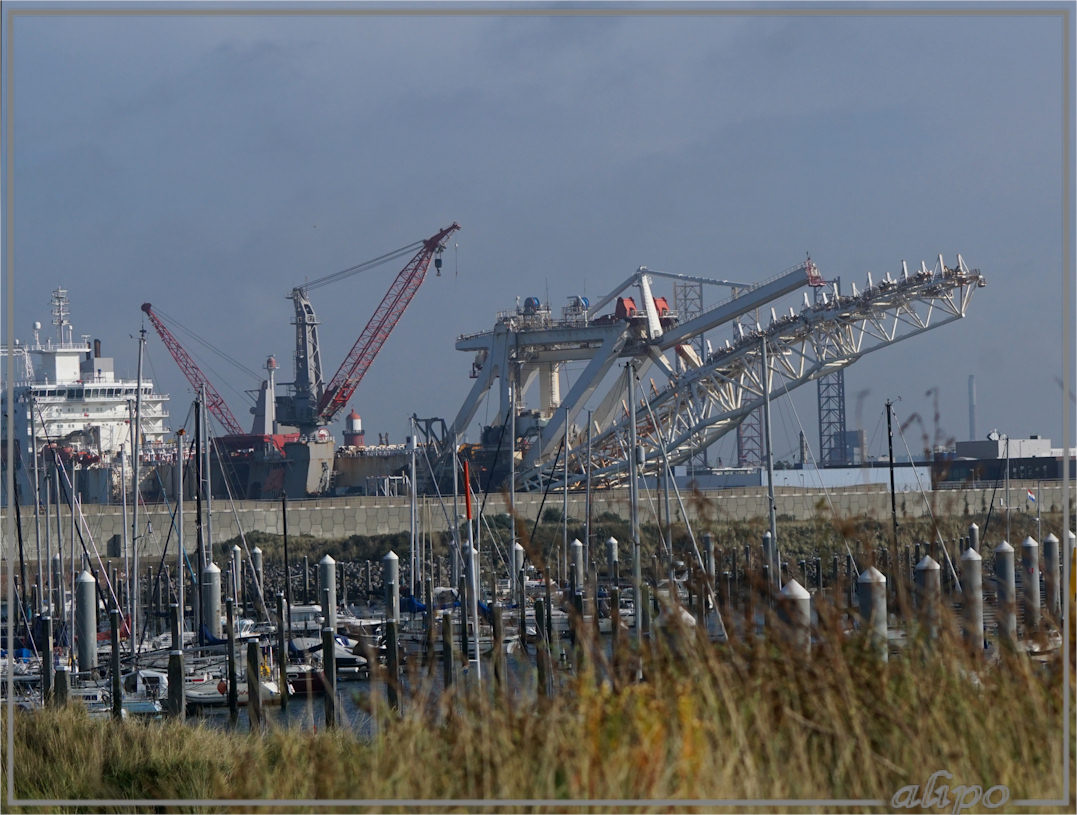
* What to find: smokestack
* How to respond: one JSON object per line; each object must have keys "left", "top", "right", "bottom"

{"left": 968, "top": 374, "right": 976, "bottom": 441}
{"left": 93, "top": 338, "right": 101, "bottom": 358}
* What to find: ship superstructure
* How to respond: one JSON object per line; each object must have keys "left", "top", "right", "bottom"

{"left": 2, "top": 288, "right": 170, "bottom": 502}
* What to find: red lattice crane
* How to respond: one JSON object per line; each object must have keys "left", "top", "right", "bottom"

{"left": 314, "top": 222, "right": 461, "bottom": 423}
{"left": 140, "top": 302, "right": 246, "bottom": 436}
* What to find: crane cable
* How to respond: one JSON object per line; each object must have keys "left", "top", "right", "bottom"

{"left": 297, "top": 240, "right": 424, "bottom": 294}
{"left": 147, "top": 304, "right": 263, "bottom": 388}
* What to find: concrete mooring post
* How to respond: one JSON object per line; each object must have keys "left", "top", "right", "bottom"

{"left": 231, "top": 545, "right": 242, "bottom": 606}
{"left": 383, "top": 551, "right": 400, "bottom": 626}
{"left": 857, "top": 566, "right": 887, "bottom": 661}
{"left": 75, "top": 570, "right": 97, "bottom": 678}
{"left": 961, "top": 547, "right": 984, "bottom": 654}
{"left": 1043, "top": 533, "right": 1061, "bottom": 620}
{"left": 1021, "top": 536, "right": 1041, "bottom": 632}
{"left": 994, "top": 541, "right": 1017, "bottom": 646}
{"left": 606, "top": 537, "right": 619, "bottom": 585}
{"left": 778, "top": 579, "right": 811, "bottom": 655}
{"left": 318, "top": 554, "right": 338, "bottom": 633}
{"left": 201, "top": 562, "right": 222, "bottom": 640}
{"left": 570, "top": 539, "right": 584, "bottom": 597}
{"left": 513, "top": 542, "right": 525, "bottom": 602}
{"left": 251, "top": 546, "right": 263, "bottom": 609}
{"left": 968, "top": 522, "right": 980, "bottom": 553}
{"left": 913, "top": 556, "right": 941, "bottom": 640}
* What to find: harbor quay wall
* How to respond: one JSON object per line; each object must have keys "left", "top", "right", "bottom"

{"left": 1, "top": 480, "right": 1068, "bottom": 562}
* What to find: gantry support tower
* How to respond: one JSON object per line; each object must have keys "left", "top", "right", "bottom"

{"left": 816, "top": 276, "right": 849, "bottom": 467}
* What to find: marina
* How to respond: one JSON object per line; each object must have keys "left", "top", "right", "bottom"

{"left": 1, "top": 255, "right": 1071, "bottom": 730}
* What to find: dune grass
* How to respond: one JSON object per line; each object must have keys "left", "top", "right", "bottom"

{"left": 4, "top": 600, "right": 1073, "bottom": 813}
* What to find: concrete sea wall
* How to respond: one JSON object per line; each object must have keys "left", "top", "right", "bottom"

{"left": 2, "top": 480, "right": 1067, "bottom": 561}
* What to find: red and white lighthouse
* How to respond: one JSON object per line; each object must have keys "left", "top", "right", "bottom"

{"left": 343, "top": 409, "right": 365, "bottom": 447}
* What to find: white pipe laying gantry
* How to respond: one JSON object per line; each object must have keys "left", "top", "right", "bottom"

{"left": 448, "top": 254, "right": 985, "bottom": 492}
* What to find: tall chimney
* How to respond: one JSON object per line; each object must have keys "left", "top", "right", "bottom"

{"left": 968, "top": 374, "right": 976, "bottom": 441}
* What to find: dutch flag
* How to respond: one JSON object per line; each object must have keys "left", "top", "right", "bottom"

{"left": 1026, "top": 488, "right": 1036, "bottom": 503}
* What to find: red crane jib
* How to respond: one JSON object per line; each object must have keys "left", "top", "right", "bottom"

{"left": 315, "top": 222, "right": 460, "bottom": 422}
{"left": 140, "top": 303, "right": 246, "bottom": 436}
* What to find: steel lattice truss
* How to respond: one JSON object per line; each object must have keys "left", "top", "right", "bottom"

{"left": 520, "top": 254, "right": 985, "bottom": 490}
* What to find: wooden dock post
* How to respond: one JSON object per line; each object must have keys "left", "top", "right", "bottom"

{"left": 246, "top": 641, "right": 263, "bottom": 732}
{"left": 167, "top": 650, "right": 185, "bottom": 721}
{"left": 322, "top": 625, "right": 338, "bottom": 727}
{"left": 54, "top": 665, "right": 69, "bottom": 706}
{"left": 226, "top": 598, "right": 238, "bottom": 727}
{"left": 109, "top": 609, "right": 123, "bottom": 720}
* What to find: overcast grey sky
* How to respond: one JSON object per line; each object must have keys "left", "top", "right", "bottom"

{"left": 4, "top": 2, "right": 1073, "bottom": 466}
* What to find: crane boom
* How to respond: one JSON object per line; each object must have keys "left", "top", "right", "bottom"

{"left": 140, "top": 302, "right": 246, "bottom": 436}
{"left": 315, "top": 222, "right": 461, "bottom": 423}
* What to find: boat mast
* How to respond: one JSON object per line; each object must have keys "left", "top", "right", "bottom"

{"left": 509, "top": 381, "right": 516, "bottom": 602}
{"left": 131, "top": 325, "right": 145, "bottom": 664}
{"left": 281, "top": 489, "right": 292, "bottom": 638}
{"left": 585, "top": 408, "right": 592, "bottom": 573}
{"left": 176, "top": 429, "right": 185, "bottom": 640}
{"left": 628, "top": 361, "right": 642, "bottom": 645}
{"left": 761, "top": 336, "right": 778, "bottom": 592}
{"left": 121, "top": 443, "right": 130, "bottom": 657}
{"left": 409, "top": 419, "right": 417, "bottom": 597}
{"left": 30, "top": 397, "right": 42, "bottom": 622}
{"left": 53, "top": 465, "right": 64, "bottom": 625}
{"left": 201, "top": 384, "right": 214, "bottom": 565}
{"left": 562, "top": 409, "right": 569, "bottom": 589}
{"left": 464, "top": 459, "right": 481, "bottom": 680}
{"left": 193, "top": 398, "right": 204, "bottom": 645}
{"left": 887, "top": 399, "right": 899, "bottom": 550}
